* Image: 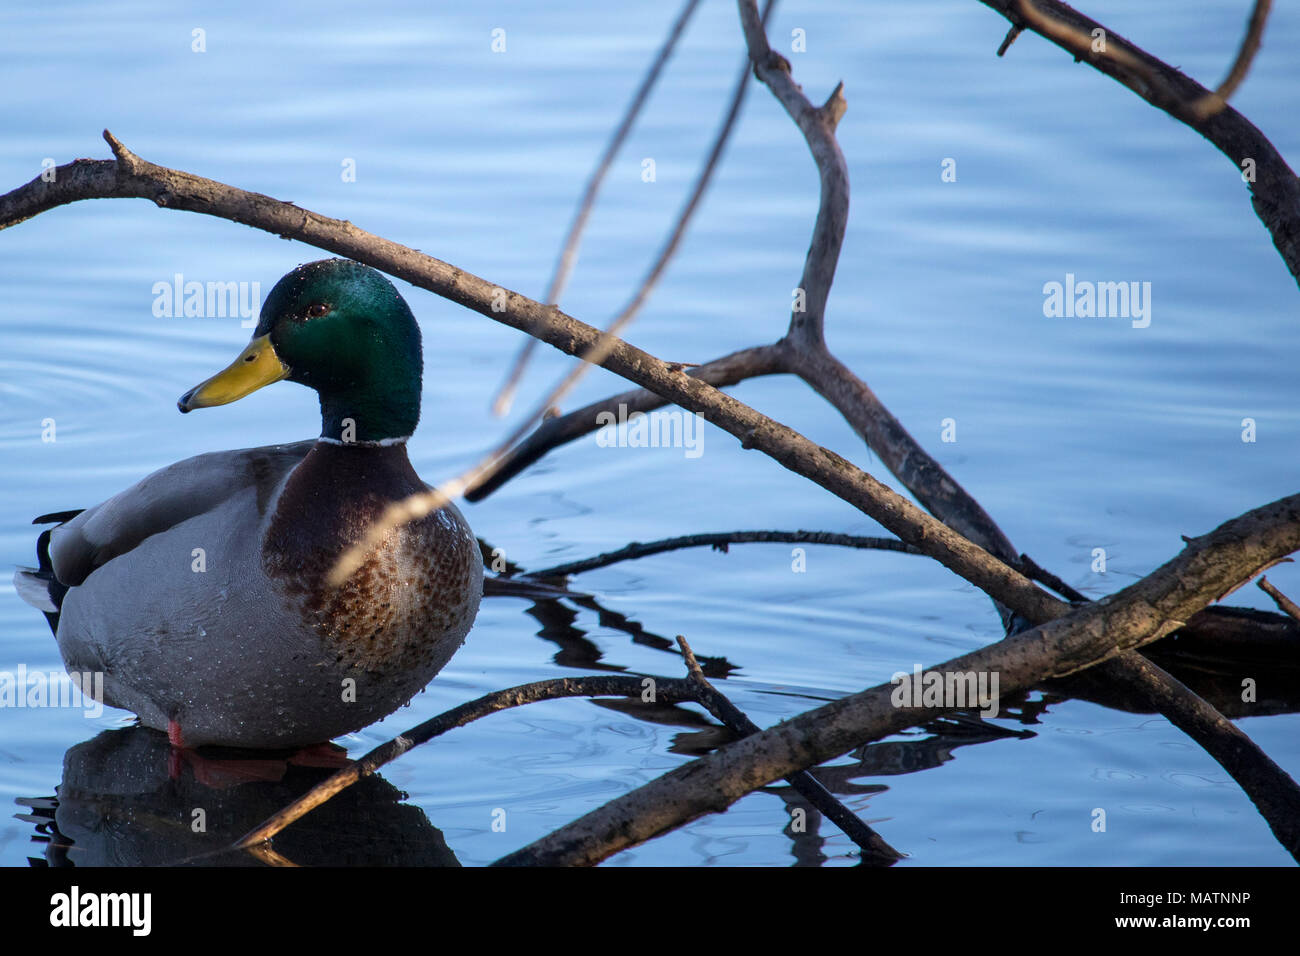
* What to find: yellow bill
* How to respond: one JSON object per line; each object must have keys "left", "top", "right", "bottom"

{"left": 178, "top": 334, "right": 289, "bottom": 413}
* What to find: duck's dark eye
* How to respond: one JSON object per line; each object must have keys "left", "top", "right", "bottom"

{"left": 305, "top": 302, "right": 331, "bottom": 318}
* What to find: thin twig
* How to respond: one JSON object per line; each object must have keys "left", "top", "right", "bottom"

{"left": 1018, "top": 552, "right": 1089, "bottom": 603}
{"left": 526, "top": 530, "right": 922, "bottom": 579}
{"left": 736, "top": 1, "right": 848, "bottom": 352}
{"left": 466, "top": 343, "right": 786, "bottom": 500}
{"left": 1189, "top": 0, "right": 1273, "bottom": 120}
{"left": 493, "top": 0, "right": 704, "bottom": 415}
{"left": 675, "top": 636, "right": 903, "bottom": 864}
{"left": 329, "top": 3, "right": 769, "bottom": 584}
{"left": 234, "top": 675, "right": 696, "bottom": 849}
{"left": 3, "top": 101, "right": 1295, "bottom": 867}
{"left": 494, "top": 493, "right": 1300, "bottom": 865}
{"left": 472, "top": 0, "right": 1299, "bottom": 501}
{"left": 1258, "top": 575, "right": 1300, "bottom": 623}
{"left": 0, "top": 132, "right": 1072, "bottom": 628}
{"left": 979, "top": 0, "right": 1300, "bottom": 284}
{"left": 997, "top": 23, "right": 1024, "bottom": 56}
{"left": 491, "top": 0, "right": 1300, "bottom": 865}
{"left": 243, "top": 843, "right": 300, "bottom": 867}
{"left": 529, "top": 38, "right": 758, "bottom": 410}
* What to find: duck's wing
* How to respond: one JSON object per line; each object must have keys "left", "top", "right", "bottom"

{"left": 46, "top": 440, "right": 315, "bottom": 588}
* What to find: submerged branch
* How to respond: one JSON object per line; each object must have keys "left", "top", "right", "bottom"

{"left": 1096, "top": 652, "right": 1300, "bottom": 859}
{"left": 525, "top": 529, "right": 922, "bottom": 579}
{"left": 236, "top": 675, "right": 697, "bottom": 848}
{"left": 3, "top": 0, "right": 1293, "bottom": 866}
{"left": 494, "top": 0, "right": 1300, "bottom": 865}
{"left": 675, "top": 636, "right": 903, "bottom": 864}
{"left": 496, "top": 493, "right": 1300, "bottom": 865}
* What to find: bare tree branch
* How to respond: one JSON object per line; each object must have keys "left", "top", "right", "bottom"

{"left": 1018, "top": 552, "right": 1089, "bottom": 603}
{"left": 465, "top": 3, "right": 1299, "bottom": 865}
{"left": 1094, "top": 651, "right": 1300, "bottom": 858}
{"left": 736, "top": 2, "right": 847, "bottom": 353}
{"left": 491, "top": 0, "right": 1300, "bottom": 864}
{"left": 495, "top": 493, "right": 1300, "bottom": 865}
{"left": 676, "top": 636, "right": 903, "bottom": 864}
{"left": 508, "top": 36, "right": 759, "bottom": 440}
{"left": 235, "top": 675, "right": 698, "bottom": 849}
{"left": 1191, "top": 0, "right": 1272, "bottom": 120}
{"left": 0, "top": 133, "right": 1068, "bottom": 623}
{"left": 5, "top": 0, "right": 1294, "bottom": 864}
{"left": 996, "top": 24, "right": 1024, "bottom": 57}
{"left": 466, "top": 343, "right": 785, "bottom": 500}
{"left": 1258, "top": 574, "right": 1300, "bottom": 623}
{"left": 237, "top": 648, "right": 902, "bottom": 862}
{"left": 493, "top": 0, "right": 704, "bottom": 415}
{"left": 987, "top": 0, "right": 1300, "bottom": 286}
{"left": 332, "top": 3, "right": 770, "bottom": 583}
{"left": 525, "top": 529, "right": 921, "bottom": 579}
{"left": 333, "top": 6, "right": 772, "bottom": 581}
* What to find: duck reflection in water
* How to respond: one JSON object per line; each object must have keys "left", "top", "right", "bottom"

{"left": 19, "top": 728, "right": 460, "bottom": 867}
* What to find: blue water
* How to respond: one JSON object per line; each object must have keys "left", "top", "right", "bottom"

{"left": 1, "top": 0, "right": 1298, "bottom": 866}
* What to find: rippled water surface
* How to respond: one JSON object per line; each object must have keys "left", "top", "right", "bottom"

{"left": 1, "top": 1, "right": 1298, "bottom": 866}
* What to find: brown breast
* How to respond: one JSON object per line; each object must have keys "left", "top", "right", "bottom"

{"left": 262, "top": 441, "right": 479, "bottom": 672}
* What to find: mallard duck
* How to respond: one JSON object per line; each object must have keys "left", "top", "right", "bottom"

{"left": 13, "top": 259, "right": 483, "bottom": 749}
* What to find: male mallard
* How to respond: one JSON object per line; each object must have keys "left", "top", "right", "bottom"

{"left": 14, "top": 259, "right": 483, "bottom": 749}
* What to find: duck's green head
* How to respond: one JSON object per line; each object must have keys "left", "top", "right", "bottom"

{"left": 178, "top": 259, "right": 423, "bottom": 443}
